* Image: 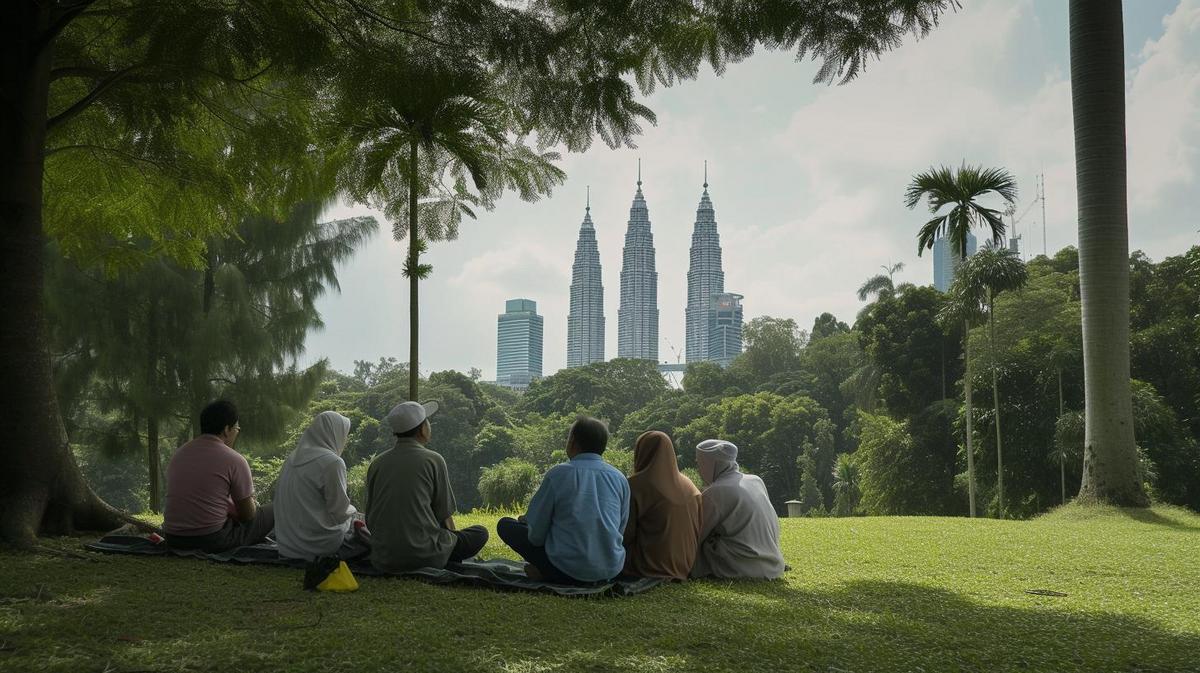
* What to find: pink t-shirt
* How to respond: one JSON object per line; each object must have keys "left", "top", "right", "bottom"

{"left": 162, "top": 435, "right": 255, "bottom": 535}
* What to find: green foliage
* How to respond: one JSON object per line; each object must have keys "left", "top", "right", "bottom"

{"left": 810, "top": 312, "right": 851, "bottom": 341}
{"left": 520, "top": 359, "right": 669, "bottom": 432}
{"left": 832, "top": 453, "right": 863, "bottom": 517}
{"left": 611, "top": 391, "right": 709, "bottom": 452}
{"left": 797, "top": 446, "right": 826, "bottom": 515}
{"left": 682, "top": 361, "right": 730, "bottom": 400}
{"left": 678, "top": 392, "right": 833, "bottom": 510}
{"left": 604, "top": 449, "right": 635, "bottom": 476}
{"left": 906, "top": 164, "right": 1018, "bottom": 258}
{"left": 346, "top": 456, "right": 373, "bottom": 510}
{"left": 856, "top": 408, "right": 959, "bottom": 516}
{"left": 246, "top": 456, "right": 286, "bottom": 502}
{"left": 856, "top": 284, "right": 961, "bottom": 417}
{"left": 478, "top": 459, "right": 540, "bottom": 509}
{"left": 727, "top": 316, "right": 805, "bottom": 385}
{"left": 511, "top": 413, "right": 574, "bottom": 469}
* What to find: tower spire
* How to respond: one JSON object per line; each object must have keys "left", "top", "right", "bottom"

{"left": 637, "top": 158, "right": 642, "bottom": 188}
{"left": 703, "top": 160, "right": 708, "bottom": 191}
{"left": 586, "top": 185, "right": 590, "bottom": 212}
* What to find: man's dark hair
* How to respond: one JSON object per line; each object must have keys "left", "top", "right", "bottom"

{"left": 200, "top": 400, "right": 239, "bottom": 436}
{"left": 394, "top": 419, "right": 427, "bottom": 439}
{"left": 569, "top": 416, "right": 609, "bottom": 455}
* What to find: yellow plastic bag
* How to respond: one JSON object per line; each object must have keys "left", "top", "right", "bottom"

{"left": 317, "top": 561, "right": 359, "bottom": 592}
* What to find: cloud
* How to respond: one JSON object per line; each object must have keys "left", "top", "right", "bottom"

{"left": 1127, "top": 0, "right": 1200, "bottom": 206}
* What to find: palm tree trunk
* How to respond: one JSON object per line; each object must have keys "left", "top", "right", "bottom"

{"left": 1058, "top": 366, "right": 1066, "bottom": 504}
{"left": 407, "top": 138, "right": 420, "bottom": 401}
{"left": 0, "top": 6, "right": 152, "bottom": 546}
{"left": 964, "top": 320, "right": 976, "bottom": 518}
{"left": 989, "top": 290, "right": 1003, "bottom": 517}
{"left": 1069, "top": 0, "right": 1148, "bottom": 506}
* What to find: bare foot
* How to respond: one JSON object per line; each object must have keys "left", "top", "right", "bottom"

{"left": 523, "top": 564, "right": 544, "bottom": 580}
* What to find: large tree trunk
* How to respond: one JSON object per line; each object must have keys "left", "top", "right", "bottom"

{"left": 1069, "top": 0, "right": 1148, "bottom": 506}
{"left": 407, "top": 139, "right": 420, "bottom": 401}
{"left": 964, "top": 321, "right": 976, "bottom": 518}
{"left": 0, "top": 6, "right": 152, "bottom": 547}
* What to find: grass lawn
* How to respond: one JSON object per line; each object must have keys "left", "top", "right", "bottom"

{"left": 1, "top": 505, "right": 1198, "bottom": 673}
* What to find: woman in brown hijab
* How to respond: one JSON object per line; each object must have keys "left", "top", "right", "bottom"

{"left": 623, "top": 431, "right": 703, "bottom": 579}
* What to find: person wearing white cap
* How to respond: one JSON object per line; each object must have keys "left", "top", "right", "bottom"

{"left": 364, "top": 401, "right": 489, "bottom": 572}
{"left": 691, "top": 439, "right": 785, "bottom": 580}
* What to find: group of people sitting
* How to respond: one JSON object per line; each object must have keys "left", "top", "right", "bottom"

{"left": 161, "top": 399, "right": 786, "bottom": 582}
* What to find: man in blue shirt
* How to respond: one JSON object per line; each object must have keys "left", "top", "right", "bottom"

{"left": 497, "top": 416, "right": 630, "bottom": 583}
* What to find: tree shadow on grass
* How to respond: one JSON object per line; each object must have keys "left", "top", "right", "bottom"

{"left": 1116, "top": 507, "right": 1200, "bottom": 532}
{"left": 4, "top": 555, "right": 1198, "bottom": 673}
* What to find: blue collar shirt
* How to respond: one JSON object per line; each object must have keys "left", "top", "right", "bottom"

{"left": 524, "top": 453, "right": 631, "bottom": 582}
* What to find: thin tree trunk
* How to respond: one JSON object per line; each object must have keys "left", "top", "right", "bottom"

{"left": 146, "top": 298, "right": 161, "bottom": 512}
{"left": 1058, "top": 366, "right": 1066, "bottom": 504}
{"left": 408, "top": 139, "right": 420, "bottom": 401}
{"left": 989, "top": 290, "right": 1004, "bottom": 517}
{"left": 964, "top": 320, "right": 976, "bottom": 518}
{"left": 1069, "top": 0, "right": 1148, "bottom": 506}
{"left": 0, "top": 6, "right": 153, "bottom": 546}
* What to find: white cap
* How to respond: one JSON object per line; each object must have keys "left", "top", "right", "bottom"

{"left": 696, "top": 439, "right": 738, "bottom": 460}
{"left": 385, "top": 400, "right": 440, "bottom": 434}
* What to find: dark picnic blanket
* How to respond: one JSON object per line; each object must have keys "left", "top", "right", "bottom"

{"left": 83, "top": 535, "right": 666, "bottom": 598}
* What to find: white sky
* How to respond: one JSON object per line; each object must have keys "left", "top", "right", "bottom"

{"left": 307, "top": 0, "right": 1200, "bottom": 381}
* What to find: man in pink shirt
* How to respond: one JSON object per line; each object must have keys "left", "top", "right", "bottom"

{"left": 163, "top": 400, "right": 274, "bottom": 552}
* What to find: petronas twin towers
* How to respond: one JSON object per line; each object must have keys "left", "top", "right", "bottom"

{"left": 566, "top": 163, "right": 743, "bottom": 368}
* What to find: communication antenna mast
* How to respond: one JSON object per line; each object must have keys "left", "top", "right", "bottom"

{"left": 1040, "top": 172, "right": 1048, "bottom": 257}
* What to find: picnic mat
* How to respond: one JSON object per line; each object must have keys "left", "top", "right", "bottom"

{"left": 83, "top": 535, "right": 666, "bottom": 598}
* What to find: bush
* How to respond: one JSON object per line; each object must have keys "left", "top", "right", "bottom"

{"left": 346, "top": 456, "right": 374, "bottom": 509}
{"left": 478, "top": 459, "right": 541, "bottom": 509}
{"left": 604, "top": 448, "right": 634, "bottom": 475}
{"left": 246, "top": 455, "right": 286, "bottom": 502}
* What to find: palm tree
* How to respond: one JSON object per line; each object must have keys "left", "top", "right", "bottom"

{"left": 339, "top": 52, "right": 565, "bottom": 400}
{"left": 906, "top": 164, "right": 1017, "bottom": 517}
{"left": 831, "top": 453, "right": 862, "bottom": 516}
{"left": 1069, "top": 0, "right": 1148, "bottom": 506}
{"left": 857, "top": 262, "right": 906, "bottom": 301}
{"left": 952, "top": 245, "right": 1028, "bottom": 516}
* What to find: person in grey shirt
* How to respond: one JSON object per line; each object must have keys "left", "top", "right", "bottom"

{"left": 273, "top": 411, "right": 368, "bottom": 561}
{"left": 365, "top": 401, "right": 488, "bottom": 572}
{"left": 691, "top": 439, "right": 785, "bottom": 580}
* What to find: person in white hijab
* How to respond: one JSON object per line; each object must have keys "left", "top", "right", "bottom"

{"left": 691, "top": 439, "right": 785, "bottom": 580}
{"left": 273, "top": 411, "right": 366, "bottom": 560}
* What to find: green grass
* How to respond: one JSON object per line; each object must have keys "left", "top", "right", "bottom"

{"left": 2, "top": 506, "right": 1198, "bottom": 673}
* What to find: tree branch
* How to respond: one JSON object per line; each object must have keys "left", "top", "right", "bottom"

{"left": 44, "top": 144, "right": 171, "bottom": 174}
{"left": 46, "top": 66, "right": 137, "bottom": 131}
{"left": 36, "top": 0, "right": 98, "bottom": 55}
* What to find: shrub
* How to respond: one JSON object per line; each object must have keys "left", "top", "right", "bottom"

{"left": 604, "top": 448, "right": 634, "bottom": 475}
{"left": 346, "top": 456, "right": 374, "bottom": 509}
{"left": 246, "top": 455, "right": 286, "bottom": 502}
{"left": 478, "top": 459, "right": 541, "bottom": 509}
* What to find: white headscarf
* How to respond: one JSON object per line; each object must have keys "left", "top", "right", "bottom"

{"left": 696, "top": 439, "right": 739, "bottom": 486}
{"left": 290, "top": 411, "right": 352, "bottom": 464}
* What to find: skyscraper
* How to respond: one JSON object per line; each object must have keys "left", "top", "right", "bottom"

{"left": 617, "top": 163, "right": 659, "bottom": 361}
{"left": 933, "top": 230, "right": 978, "bottom": 292}
{"left": 496, "top": 298, "right": 543, "bottom": 389}
{"left": 685, "top": 164, "right": 725, "bottom": 364}
{"left": 566, "top": 190, "right": 605, "bottom": 368}
{"left": 708, "top": 292, "right": 744, "bottom": 367}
